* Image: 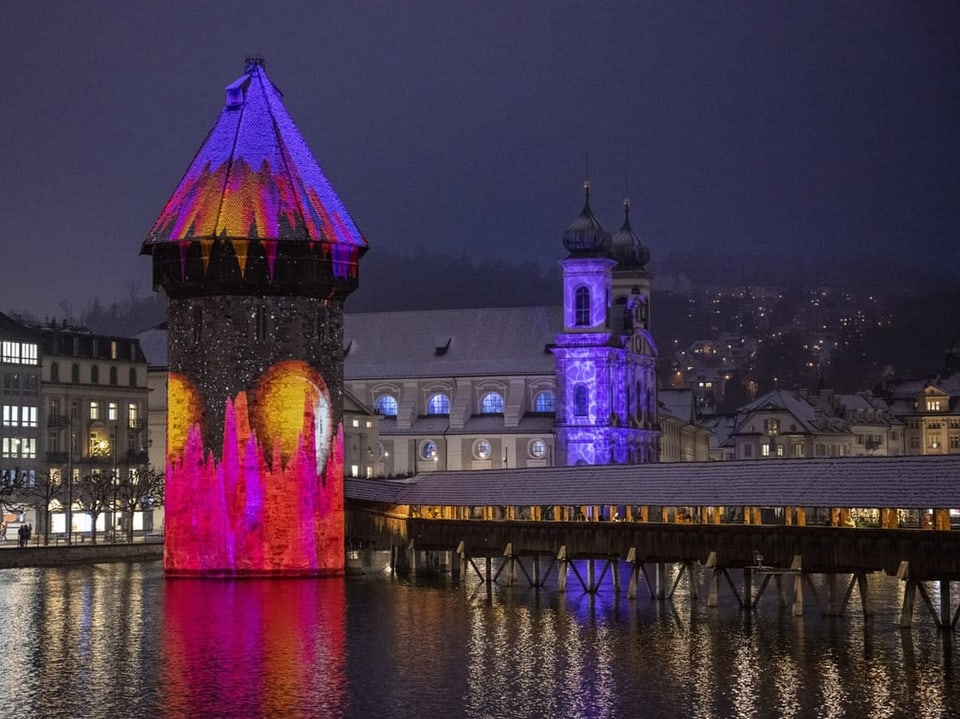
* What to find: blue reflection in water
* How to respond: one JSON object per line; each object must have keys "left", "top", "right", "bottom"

{"left": 0, "top": 560, "right": 955, "bottom": 719}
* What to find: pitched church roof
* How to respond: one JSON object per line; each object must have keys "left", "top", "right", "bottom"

{"left": 143, "top": 57, "right": 366, "bottom": 253}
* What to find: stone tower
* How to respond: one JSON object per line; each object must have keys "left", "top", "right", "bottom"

{"left": 552, "top": 184, "right": 658, "bottom": 465}
{"left": 141, "top": 58, "right": 367, "bottom": 575}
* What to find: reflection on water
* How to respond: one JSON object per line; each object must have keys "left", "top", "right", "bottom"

{"left": 0, "top": 560, "right": 955, "bottom": 718}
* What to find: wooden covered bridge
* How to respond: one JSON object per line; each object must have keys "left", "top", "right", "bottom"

{"left": 345, "top": 455, "right": 960, "bottom": 629}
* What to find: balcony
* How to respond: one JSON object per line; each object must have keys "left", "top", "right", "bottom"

{"left": 127, "top": 418, "right": 146, "bottom": 430}
{"left": 44, "top": 451, "right": 69, "bottom": 463}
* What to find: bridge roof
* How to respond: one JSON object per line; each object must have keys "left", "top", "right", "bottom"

{"left": 345, "top": 455, "right": 960, "bottom": 509}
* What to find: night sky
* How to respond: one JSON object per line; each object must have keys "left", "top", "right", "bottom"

{"left": 1, "top": 1, "right": 957, "bottom": 319}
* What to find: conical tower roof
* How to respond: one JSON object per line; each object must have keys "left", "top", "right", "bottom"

{"left": 143, "top": 57, "right": 366, "bottom": 252}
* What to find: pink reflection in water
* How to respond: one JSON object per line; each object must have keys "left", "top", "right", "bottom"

{"left": 163, "top": 577, "right": 347, "bottom": 718}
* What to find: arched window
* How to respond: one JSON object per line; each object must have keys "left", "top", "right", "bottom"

{"left": 109, "top": 367, "right": 118, "bottom": 385}
{"left": 71, "top": 364, "right": 79, "bottom": 383}
{"left": 574, "top": 385, "right": 588, "bottom": 417}
{"left": 575, "top": 286, "right": 591, "bottom": 326}
{"left": 50, "top": 362, "right": 59, "bottom": 383}
{"left": 534, "top": 390, "right": 555, "bottom": 413}
{"left": 375, "top": 395, "right": 398, "bottom": 417}
{"left": 480, "top": 392, "right": 503, "bottom": 414}
{"left": 129, "top": 368, "right": 137, "bottom": 387}
{"left": 427, "top": 393, "right": 450, "bottom": 415}
{"left": 90, "top": 366, "right": 99, "bottom": 384}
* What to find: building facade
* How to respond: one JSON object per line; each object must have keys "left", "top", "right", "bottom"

{"left": 0, "top": 312, "right": 41, "bottom": 489}
{"left": 38, "top": 320, "right": 150, "bottom": 533}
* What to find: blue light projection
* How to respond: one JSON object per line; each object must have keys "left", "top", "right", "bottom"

{"left": 554, "top": 250, "right": 658, "bottom": 466}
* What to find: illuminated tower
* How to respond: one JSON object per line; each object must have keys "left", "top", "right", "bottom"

{"left": 141, "top": 58, "right": 367, "bottom": 576}
{"left": 553, "top": 184, "right": 658, "bottom": 465}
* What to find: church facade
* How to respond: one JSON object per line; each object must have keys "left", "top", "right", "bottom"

{"left": 342, "top": 183, "right": 673, "bottom": 475}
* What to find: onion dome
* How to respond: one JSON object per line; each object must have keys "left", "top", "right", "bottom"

{"left": 562, "top": 182, "right": 611, "bottom": 255}
{"left": 142, "top": 57, "right": 367, "bottom": 298}
{"left": 609, "top": 198, "right": 650, "bottom": 270}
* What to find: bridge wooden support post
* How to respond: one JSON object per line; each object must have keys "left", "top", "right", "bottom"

{"left": 824, "top": 573, "right": 841, "bottom": 616}
{"left": 613, "top": 557, "right": 622, "bottom": 594}
{"left": 587, "top": 559, "right": 596, "bottom": 593}
{"left": 705, "top": 552, "right": 720, "bottom": 608}
{"left": 655, "top": 563, "right": 669, "bottom": 600}
{"left": 940, "top": 580, "right": 952, "bottom": 630}
{"left": 743, "top": 567, "right": 754, "bottom": 609}
{"left": 790, "top": 556, "right": 804, "bottom": 616}
{"left": 457, "top": 541, "right": 467, "bottom": 579}
{"left": 897, "top": 561, "right": 915, "bottom": 628}
{"left": 557, "top": 546, "right": 569, "bottom": 593}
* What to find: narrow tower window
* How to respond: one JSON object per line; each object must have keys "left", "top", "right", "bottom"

{"left": 575, "top": 287, "right": 591, "bottom": 326}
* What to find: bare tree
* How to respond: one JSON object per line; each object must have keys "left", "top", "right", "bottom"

{"left": 114, "top": 467, "right": 165, "bottom": 542}
{"left": 73, "top": 472, "right": 116, "bottom": 544}
{"left": 21, "top": 471, "right": 65, "bottom": 545}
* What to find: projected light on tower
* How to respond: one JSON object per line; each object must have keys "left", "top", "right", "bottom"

{"left": 142, "top": 57, "right": 367, "bottom": 576}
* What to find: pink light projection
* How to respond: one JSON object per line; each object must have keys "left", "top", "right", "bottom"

{"left": 165, "top": 361, "right": 344, "bottom": 576}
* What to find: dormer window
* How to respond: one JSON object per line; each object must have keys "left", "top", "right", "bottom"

{"left": 926, "top": 398, "right": 942, "bottom": 412}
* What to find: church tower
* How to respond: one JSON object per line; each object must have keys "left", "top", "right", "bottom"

{"left": 141, "top": 58, "right": 367, "bottom": 575}
{"left": 553, "top": 184, "right": 658, "bottom": 465}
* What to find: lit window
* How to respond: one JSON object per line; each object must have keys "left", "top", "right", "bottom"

{"left": 529, "top": 439, "right": 547, "bottom": 459}
{"left": 21, "top": 344, "right": 37, "bottom": 365}
{"left": 1, "top": 342, "right": 19, "bottom": 363}
{"left": 574, "top": 385, "right": 588, "bottom": 417}
{"left": 375, "top": 395, "right": 398, "bottom": 417}
{"left": 2, "top": 405, "right": 17, "bottom": 426}
{"left": 793, "top": 443, "right": 804, "bottom": 457}
{"left": 351, "top": 419, "right": 359, "bottom": 427}
{"left": 480, "top": 392, "right": 504, "bottom": 414}
{"left": 927, "top": 399, "right": 942, "bottom": 412}
{"left": 128, "top": 403, "right": 139, "bottom": 427}
{"left": 534, "top": 391, "right": 555, "bottom": 413}
{"left": 420, "top": 440, "right": 437, "bottom": 460}
{"left": 22, "top": 406, "right": 36, "bottom": 428}
{"left": 474, "top": 439, "right": 491, "bottom": 460}
{"left": 89, "top": 402, "right": 99, "bottom": 420}
{"left": 575, "top": 287, "right": 591, "bottom": 326}
{"left": 108, "top": 402, "right": 118, "bottom": 421}
{"left": 761, "top": 443, "right": 770, "bottom": 457}
{"left": 427, "top": 393, "right": 450, "bottom": 415}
